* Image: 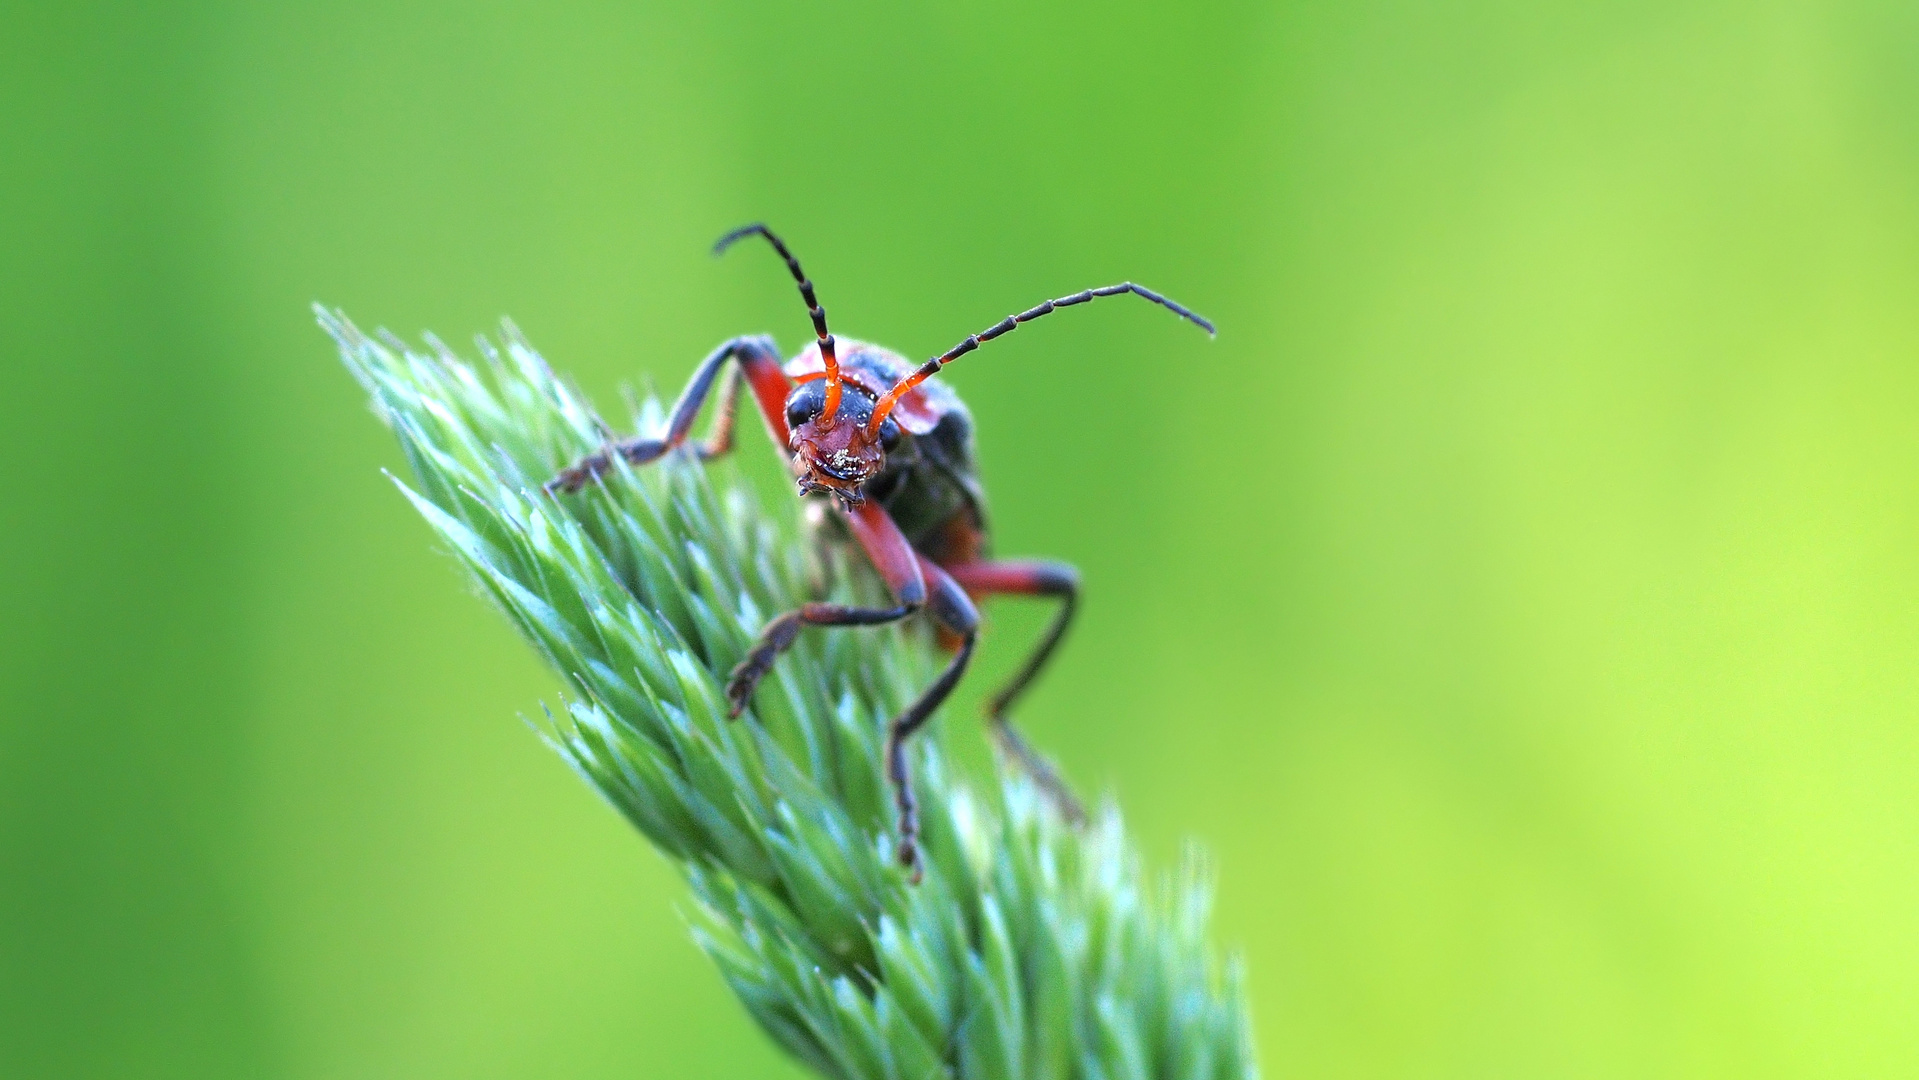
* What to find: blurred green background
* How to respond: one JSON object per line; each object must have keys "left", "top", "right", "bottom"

{"left": 6, "top": 1, "right": 1919, "bottom": 1076}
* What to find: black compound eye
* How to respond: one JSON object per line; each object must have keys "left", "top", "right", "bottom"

{"left": 877, "top": 416, "right": 902, "bottom": 452}
{"left": 784, "top": 381, "right": 826, "bottom": 430}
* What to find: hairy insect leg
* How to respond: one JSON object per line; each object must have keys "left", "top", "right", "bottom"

{"left": 887, "top": 557, "right": 979, "bottom": 883}
{"left": 943, "top": 559, "right": 1085, "bottom": 825}
{"left": 545, "top": 335, "right": 789, "bottom": 492}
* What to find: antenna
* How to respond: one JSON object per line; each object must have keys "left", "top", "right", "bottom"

{"left": 714, "top": 223, "right": 843, "bottom": 421}
{"left": 868, "top": 282, "right": 1215, "bottom": 435}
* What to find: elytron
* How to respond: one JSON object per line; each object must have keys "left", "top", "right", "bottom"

{"left": 549, "top": 224, "right": 1212, "bottom": 880}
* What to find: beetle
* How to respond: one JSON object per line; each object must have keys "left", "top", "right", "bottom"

{"left": 547, "top": 224, "right": 1213, "bottom": 880}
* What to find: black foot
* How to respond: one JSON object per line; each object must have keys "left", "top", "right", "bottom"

{"left": 896, "top": 831, "right": 922, "bottom": 886}
{"left": 544, "top": 456, "right": 605, "bottom": 494}
{"left": 724, "top": 613, "right": 803, "bottom": 717}
{"left": 885, "top": 727, "right": 926, "bottom": 886}
{"left": 545, "top": 438, "right": 667, "bottom": 495}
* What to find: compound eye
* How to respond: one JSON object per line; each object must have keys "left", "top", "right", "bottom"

{"left": 877, "top": 416, "right": 902, "bottom": 452}
{"left": 784, "top": 381, "right": 826, "bottom": 430}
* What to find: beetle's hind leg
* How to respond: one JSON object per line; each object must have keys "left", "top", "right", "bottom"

{"left": 944, "top": 560, "right": 1086, "bottom": 825}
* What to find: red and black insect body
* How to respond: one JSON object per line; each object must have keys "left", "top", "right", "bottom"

{"left": 547, "top": 224, "right": 1213, "bottom": 880}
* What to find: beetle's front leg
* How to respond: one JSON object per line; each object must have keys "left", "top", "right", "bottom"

{"left": 725, "top": 502, "right": 977, "bottom": 883}
{"left": 725, "top": 501, "right": 927, "bottom": 713}
{"left": 546, "top": 335, "right": 789, "bottom": 493}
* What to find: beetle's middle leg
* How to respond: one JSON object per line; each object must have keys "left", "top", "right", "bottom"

{"left": 886, "top": 557, "right": 978, "bottom": 883}
{"left": 943, "top": 559, "right": 1085, "bottom": 824}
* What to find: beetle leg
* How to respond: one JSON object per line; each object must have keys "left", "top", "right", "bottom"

{"left": 724, "top": 598, "right": 920, "bottom": 715}
{"left": 724, "top": 503, "right": 981, "bottom": 883}
{"left": 887, "top": 556, "right": 978, "bottom": 883}
{"left": 726, "top": 501, "right": 928, "bottom": 715}
{"left": 546, "top": 335, "right": 789, "bottom": 492}
{"left": 943, "top": 559, "right": 1085, "bottom": 825}
{"left": 693, "top": 364, "right": 743, "bottom": 459}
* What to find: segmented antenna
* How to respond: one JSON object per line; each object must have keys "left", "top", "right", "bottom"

{"left": 714, "top": 223, "right": 842, "bottom": 421}
{"left": 867, "top": 282, "right": 1215, "bottom": 435}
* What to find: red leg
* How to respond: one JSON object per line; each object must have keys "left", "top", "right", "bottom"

{"left": 943, "top": 559, "right": 1084, "bottom": 823}
{"left": 737, "top": 340, "right": 796, "bottom": 449}
{"left": 725, "top": 500, "right": 927, "bottom": 715}
{"left": 725, "top": 504, "right": 983, "bottom": 883}
{"left": 547, "top": 335, "right": 790, "bottom": 492}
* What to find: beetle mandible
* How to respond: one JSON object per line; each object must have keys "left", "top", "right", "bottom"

{"left": 547, "top": 224, "right": 1214, "bottom": 881}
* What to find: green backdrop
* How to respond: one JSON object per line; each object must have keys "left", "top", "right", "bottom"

{"left": 6, "top": 1, "right": 1919, "bottom": 1076}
